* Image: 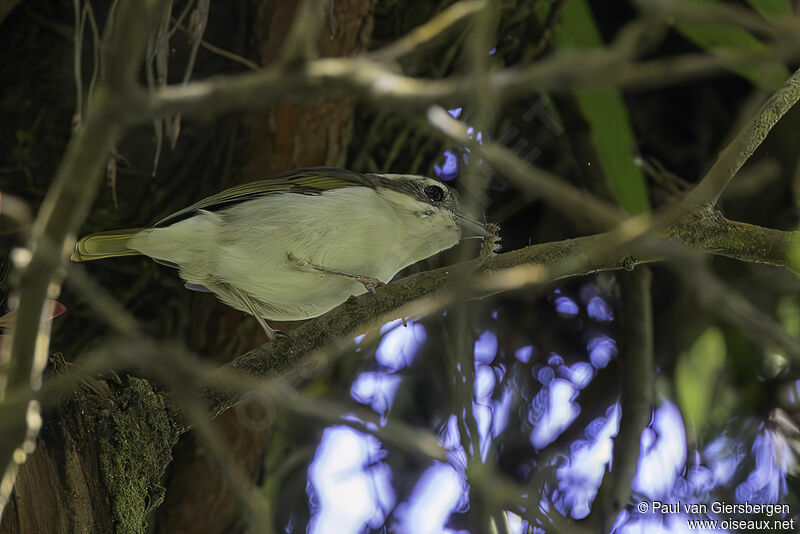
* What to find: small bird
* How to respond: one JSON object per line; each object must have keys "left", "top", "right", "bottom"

{"left": 72, "top": 167, "right": 489, "bottom": 338}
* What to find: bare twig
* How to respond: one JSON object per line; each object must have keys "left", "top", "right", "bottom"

{"left": 590, "top": 268, "right": 654, "bottom": 530}
{"left": 6, "top": 3, "right": 799, "bottom": 529}
{"left": 66, "top": 264, "right": 141, "bottom": 337}
{"left": 451, "top": 5, "right": 504, "bottom": 531}
{"left": 71, "top": 0, "right": 84, "bottom": 131}
{"left": 127, "top": 48, "right": 798, "bottom": 125}
{"left": 528, "top": 0, "right": 568, "bottom": 58}
{"left": 426, "top": 58, "right": 800, "bottom": 369}
{"left": 637, "top": 0, "right": 800, "bottom": 42}
{"left": 119, "top": 342, "right": 450, "bottom": 463}
{"left": 170, "top": 16, "right": 259, "bottom": 70}
{"left": 428, "top": 106, "right": 625, "bottom": 229}
{"left": 83, "top": 1, "right": 101, "bottom": 111}
{"left": 686, "top": 66, "right": 800, "bottom": 206}
{"left": 0, "top": 0, "right": 163, "bottom": 518}
{"left": 175, "top": 400, "right": 274, "bottom": 533}
{"left": 197, "top": 35, "right": 259, "bottom": 71}
{"left": 646, "top": 239, "right": 800, "bottom": 366}
{"left": 167, "top": 0, "right": 195, "bottom": 39}
{"left": 369, "top": 0, "right": 486, "bottom": 62}
{"left": 166, "top": 0, "right": 209, "bottom": 149}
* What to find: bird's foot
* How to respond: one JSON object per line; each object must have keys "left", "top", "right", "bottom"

{"left": 230, "top": 286, "right": 283, "bottom": 341}
{"left": 287, "top": 252, "right": 385, "bottom": 299}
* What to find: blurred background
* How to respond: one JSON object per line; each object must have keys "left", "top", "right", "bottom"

{"left": 1, "top": 0, "right": 800, "bottom": 533}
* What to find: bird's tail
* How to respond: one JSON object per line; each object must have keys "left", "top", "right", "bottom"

{"left": 71, "top": 228, "right": 146, "bottom": 262}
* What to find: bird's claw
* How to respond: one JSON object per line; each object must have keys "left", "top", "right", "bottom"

{"left": 352, "top": 276, "right": 385, "bottom": 300}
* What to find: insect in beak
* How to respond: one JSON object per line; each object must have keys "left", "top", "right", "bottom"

{"left": 455, "top": 213, "right": 493, "bottom": 238}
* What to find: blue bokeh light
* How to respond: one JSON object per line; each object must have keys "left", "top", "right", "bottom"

{"left": 308, "top": 426, "right": 394, "bottom": 534}
{"left": 376, "top": 321, "right": 426, "bottom": 371}
{"left": 588, "top": 336, "right": 617, "bottom": 368}
{"left": 554, "top": 404, "right": 620, "bottom": 519}
{"left": 395, "top": 463, "right": 469, "bottom": 534}
{"left": 587, "top": 296, "right": 614, "bottom": 322}
{"left": 554, "top": 296, "right": 579, "bottom": 316}
{"left": 735, "top": 429, "right": 789, "bottom": 504}
{"left": 633, "top": 402, "right": 686, "bottom": 499}
{"left": 351, "top": 371, "right": 403, "bottom": 416}
{"left": 530, "top": 378, "right": 580, "bottom": 449}
{"left": 474, "top": 331, "right": 498, "bottom": 363}
{"left": 515, "top": 345, "right": 534, "bottom": 363}
{"left": 704, "top": 435, "right": 745, "bottom": 486}
{"left": 305, "top": 285, "right": 783, "bottom": 534}
{"left": 434, "top": 150, "right": 459, "bottom": 181}
{"left": 537, "top": 366, "right": 555, "bottom": 385}
{"left": 560, "top": 362, "right": 595, "bottom": 389}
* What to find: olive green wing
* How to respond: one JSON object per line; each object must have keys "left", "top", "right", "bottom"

{"left": 155, "top": 167, "right": 374, "bottom": 227}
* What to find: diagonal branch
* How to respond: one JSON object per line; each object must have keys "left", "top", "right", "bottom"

{"left": 369, "top": 0, "right": 486, "bottom": 62}
{"left": 203, "top": 209, "right": 800, "bottom": 417}
{"left": 0, "top": 0, "right": 164, "bottom": 519}
{"left": 686, "top": 66, "right": 800, "bottom": 206}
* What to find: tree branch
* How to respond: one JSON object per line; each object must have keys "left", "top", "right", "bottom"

{"left": 590, "top": 268, "right": 654, "bottom": 531}
{"left": 202, "top": 209, "right": 799, "bottom": 416}
{"left": 0, "top": 0, "right": 163, "bottom": 518}
{"left": 369, "top": 0, "right": 486, "bottom": 62}
{"left": 686, "top": 66, "right": 800, "bottom": 206}
{"left": 124, "top": 48, "right": 795, "bottom": 125}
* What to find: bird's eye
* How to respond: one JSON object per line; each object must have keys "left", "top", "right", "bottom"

{"left": 423, "top": 185, "right": 446, "bottom": 202}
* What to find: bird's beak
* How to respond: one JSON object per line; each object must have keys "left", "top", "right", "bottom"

{"left": 455, "top": 213, "right": 493, "bottom": 238}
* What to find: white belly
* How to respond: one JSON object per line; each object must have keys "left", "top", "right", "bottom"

{"left": 128, "top": 187, "right": 460, "bottom": 321}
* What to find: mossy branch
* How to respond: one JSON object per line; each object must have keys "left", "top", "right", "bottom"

{"left": 203, "top": 208, "right": 799, "bottom": 416}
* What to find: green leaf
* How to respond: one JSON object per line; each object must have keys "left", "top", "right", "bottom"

{"left": 550, "top": 0, "right": 650, "bottom": 214}
{"left": 573, "top": 88, "right": 651, "bottom": 215}
{"left": 745, "top": 0, "right": 793, "bottom": 20}
{"left": 676, "top": 327, "right": 727, "bottom": 438}
{"left": 674, "top": 0, "right": 790, "bottom": 90}
{"left": 778, "top": 295, "right": 800, "bottom": 338}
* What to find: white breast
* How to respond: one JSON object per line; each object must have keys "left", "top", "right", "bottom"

{"left": 129, "top": 187, "right": 460, "bottom": 321}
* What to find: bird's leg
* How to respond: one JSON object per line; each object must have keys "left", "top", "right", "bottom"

{"left": 287, "top": 252, "right": 385, "bottom": 298}
{"left": 230, "top": 286, "right": 283, "bottom": 340}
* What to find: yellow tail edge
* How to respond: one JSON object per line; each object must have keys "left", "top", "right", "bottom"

{"left": 71, "top": 228, "right": 146, "bottom": 262}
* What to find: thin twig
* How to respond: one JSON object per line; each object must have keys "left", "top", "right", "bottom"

{"left": 369, "top": 0, "right": 486, "bottom": 62}
{"left": 637, "top": 0, "right": 800, "bottom": 41}
{"left": 71, "top": 0, "right": 84, "bottom": 131}
{"left": 83, "top": 1, "right": 101, "bottom": 108}
{"left": 428, "top": 106, "right": 625, "bottom": 229}
{"left": 589, "top": 268, "right": 654, "bottom": 530}
{"left": 451, "top": 5, "right": 501, "bottom": 532}
{"left": 175, "top": 400, "right": 275, "bottom": 533}
{"left": 171, "top": 18, "right": 259, "bottom": 70}
{"left": 124, "top": 342, "right": 450, "bottom": 463}
{"left": 129, "top": 49, "right": 799, "bottom": 124}
{"left": 0, "top": 0, "right": 164, "bottom": 518}
{"left": 686, "top": 66, "right": 800, "bottom": 206}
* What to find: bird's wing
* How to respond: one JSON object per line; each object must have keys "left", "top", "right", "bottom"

{"left": 155, "top": 167, "right": 374, "bottom": 227}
